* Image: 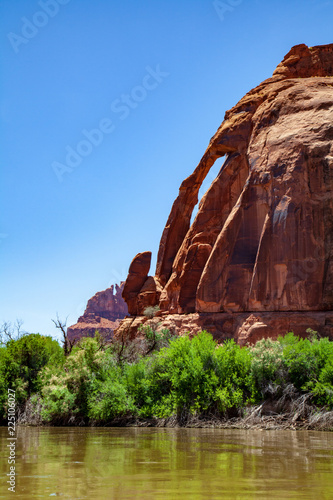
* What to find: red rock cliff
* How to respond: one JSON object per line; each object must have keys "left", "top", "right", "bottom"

{"left": 68, "top": 282, "right": 128, "bottom": 342}
{"left": 119, "top": 43, "right": 333, "bottom": 345}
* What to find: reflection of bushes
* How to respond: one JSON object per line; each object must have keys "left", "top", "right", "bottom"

{"left": 1, "top": 330, "right": 333, "bottom": 426}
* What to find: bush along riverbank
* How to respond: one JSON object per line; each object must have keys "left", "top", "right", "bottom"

{"left": 1, "top": 328, "right": 333, "bottom": 430}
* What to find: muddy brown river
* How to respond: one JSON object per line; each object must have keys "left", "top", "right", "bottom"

{"left": 1, "top": 426, "right": 333, "bottom": 499}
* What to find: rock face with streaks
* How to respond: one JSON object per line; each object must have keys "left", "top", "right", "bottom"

{"left": 119, "top": 43, "right": 333, "bottom": 344}
{"left": 67, "top": 282, "right": 128, "bottom": 342}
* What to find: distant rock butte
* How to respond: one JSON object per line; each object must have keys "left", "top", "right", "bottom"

{"left": 117, "top": 43, "right": 333, "bottom": 345}
{"left": 67, "top": 282, "right": 128, "bottom": 342}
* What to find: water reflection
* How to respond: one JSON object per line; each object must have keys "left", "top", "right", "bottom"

{"left": 0, "top": 426, "right": 333, "bottom": 499}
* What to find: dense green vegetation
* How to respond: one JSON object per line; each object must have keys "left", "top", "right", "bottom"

{"left": 0, "top": 334, "right": 63, "bottom": 412}
{"left": 1, "top": 328, "right": 333, "bottom": 426}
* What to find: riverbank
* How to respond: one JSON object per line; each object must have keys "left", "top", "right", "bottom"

{"left": 105, "top": 400, "right": 333, "bottom": 431}
{"left": 2, "top": 329, "right": 333, "bottom": 430}
{"left": 16, "top": 394, "right": 333, "bottom": 431}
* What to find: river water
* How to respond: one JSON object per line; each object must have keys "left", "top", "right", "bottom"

{"left": 1, "top": 426, "right": 333, "bottom": 499}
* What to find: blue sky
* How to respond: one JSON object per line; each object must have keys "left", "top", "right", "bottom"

{"left": 1, "top": 0, "right": 332, "bottom": 341}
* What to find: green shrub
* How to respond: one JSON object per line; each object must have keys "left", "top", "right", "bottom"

{"left": 309, "top": 358, "right": 333, "bottom": 407}
{"left": 0, "top": 334, "right": 64, "bottom": 417}
{"left": 278, "top": 333, "right": 333, "bottom": 408}
{"left": 250, "top": 337, "right": 287, "bottom": 399}
{"left": 214, "top": 339, "right": 253, "bottom": 411}
{"left": 40, "top": 337, "right": 112, "bottom": 422}
{"left": 138, "top": 324, "right": 174, "bottom": 354}
{"left": 3, "top": 326, "right": 333, "bottom": 424}
{"left": 124, "top": 357, "right": 154, "bottom": 416}
{"left": 41, "top": 385, "right": 77, "bottom": 422}
{"left": 281, "top": 333, "right": 333, "bottom": 387}
{"left": 124, "top": 331, "right": 252, "bottom": 418}
{"left": 149, "top": 331, "right": 218, "bottom": 416}
{"left": 88, "top": 375, "right": 134, "bottom": 421}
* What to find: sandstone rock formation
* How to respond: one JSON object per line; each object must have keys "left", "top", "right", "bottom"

{"left": 117, "top": 311, "right": 333, "bottom": 346}
{"left": 118, "top": 43, "right": 333, "bottom": 344}
{"left": 67, "top": 282, "right": 128, "bottom": 342}
{"left": 122, "top": 252, "right": 155, "bottom": 316}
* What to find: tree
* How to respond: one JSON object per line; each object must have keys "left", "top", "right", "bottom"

{"left": 51, "top": 314, "right": 77, "bottom": 356}
{"left": 0, "top": 333, "right": 64, "bottom": 410}
{"left": 0, "top": 319, "right": 26, "bottom": 346}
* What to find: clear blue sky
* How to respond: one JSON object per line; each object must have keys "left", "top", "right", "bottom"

{"left": 1, "top": 0, "right": 332, "bottom": 341}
